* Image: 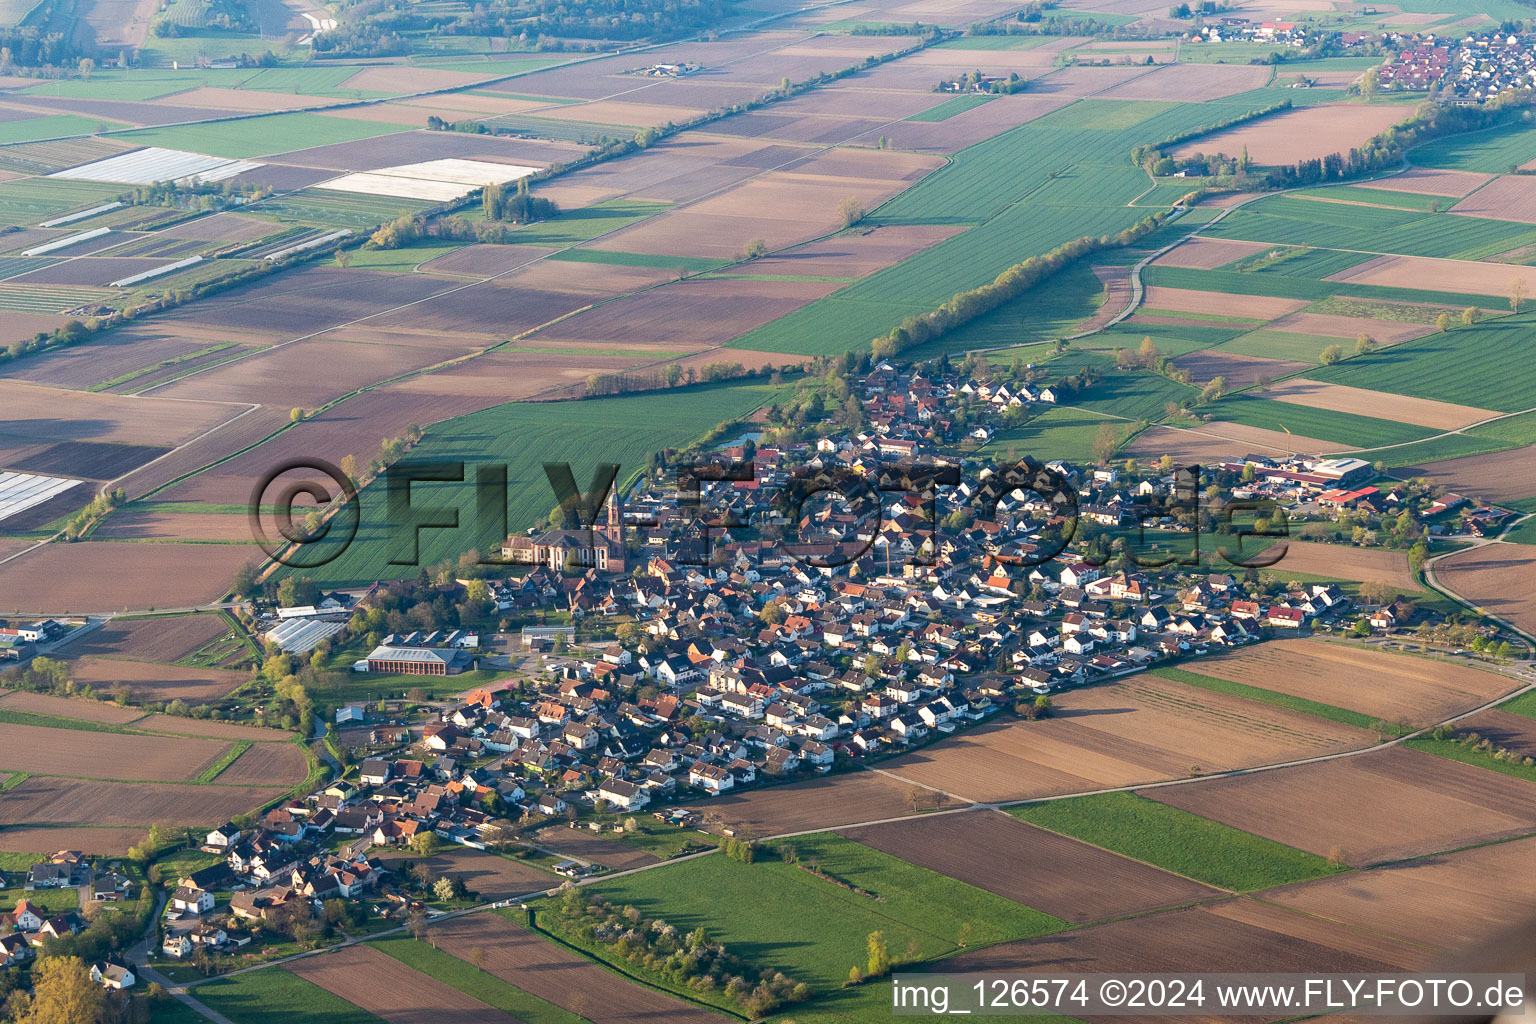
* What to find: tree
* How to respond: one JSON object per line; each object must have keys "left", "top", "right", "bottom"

{"left": 1138, "top": 335, "right": 1159, "bottom": 367}
{"left": 1034, "top": 693, "right": 1051, "bottom": 716}
{"left": 433, "top": 877, "right": 456, "bottom": 901}
{"left": 334, "top": 249, "right": 351, "bottom": 270}
{"left": 1090, "top": 422, "right": 1121, "bottom": 464}
{"left": 836, "top": 196, "right": 864, "bottom": 229}
{"left": 1513, "top": 277, "right": 1528, "bottom": 314}
{"left": 1319, "top": 344, "right": 1343, "bottom": 365}
{"left": 743, "top": 238, "right": 768, "bottom": 260}
{"left": 1200, "top": 375, "right": 1228, "bottom": 402}
{"left": 1354, "top": 333, "right": 1376, "bottom": 355}
{"left": 1326, "top": 845, "right": 1347, "bottom": 869}
{"left": 409, "top": 830, "right": 441, "bottom": 857}
{"left": 340, "top": 453, "right": 358, "bottom": 483}
{"left": 290, "top": 406, "right": 305, "bottom": 423}
{"left": 1436, "top": 311, "right": 1453, "bottom": 332}
{"left": 77, "top": 57, "right": 94, "bottom": 79}
{"left": 231, "top": 560, "right": 260, "bottom": 598}
{"left": 867, "top": 930, "right": 891, "bottom": 978}
{"left": 1461, "top": 306, "right": 1480, "bottom": 327}
{"left": 7, "top": 956, "right": 103, "bottom": 1024}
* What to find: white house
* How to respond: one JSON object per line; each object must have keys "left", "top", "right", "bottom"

{"left": 91, "top": 961, "right": 135, "bottom": 990}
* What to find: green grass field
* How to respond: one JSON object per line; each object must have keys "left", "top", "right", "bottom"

{"left": 1411, "top": 120, "right": 1536, "bottom": 173}
{"left": 1202, "top": 194, "right": 1536, "bottom": 261}
{"left": 1151, "top": 667, "right": 1401, "bottom": 734}
{"left": 508, "top": 200, "right": 670, "bottom": 246}
{"left": 1205, "top": 394, "right": 1433, "bottom": 447}
{"left": 0, "top": 114, "right": 124, "bottom": 145}
{"left": 255, "top": 191, "right": 437, "bottom": 231}
{"left": 195, "top": 969, "right": 382, "bottom": 1024}
{"left": 350, "top": 243, "right": 467, "bottom": 273}
{"left": 0, "top": 885, "right": 77, "bottom": 912}
{"left": 977, "top": 406, "right": 1128, "bottom": 464}
{"left": 1293, "top": 184, "right": 1452, "bottom": 211}
{"left": 0, "top": 177, "right": 130, "bottom": 231}
{"left": 908, "top": 94, "right": 995, "bottom": 122}
{"left": 1307, "top": 312, "right": 1536, "bottom": 411}
{"left": 279, "top": 378, "right": 789, "bottom": 587}
{"left": 1008, "top": 792, "right": 1344, "bottom": 891}
{"left": 368, "top": 935, "right": 591, "bottom": 1024}
{"left": 1143, "top": 265, "right": 1506, "bottom": 309}
{"left": 114, "top": 113, "right": 408, "bottom": 160}
{"left": 1217, "top": 328, "right": 1352, "bottom": 363}
{"left": 932, "top": 34, "right": 1050, "bottom": 49}
{"left": 568, "top": 840, "right": 1065, "bottom": 992}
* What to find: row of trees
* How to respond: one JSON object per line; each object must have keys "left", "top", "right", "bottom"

{"left": 869, "top": 213, "right": 1167, "bottom": 361}
{"left": 482, "top": 178, "right": 558, "bottom": 224}
{"left": 581, "top": 360, "right": 774, "bottom": 398}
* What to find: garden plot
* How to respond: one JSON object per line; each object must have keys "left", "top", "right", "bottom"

{"left": 0, "top": 471, "right": 79, "bottom": 525}
{"left": 316, "top": 157, "right": 539, "bottom": 202}
{"left": 50, "top": 146, "right": 263, "bottom": 185}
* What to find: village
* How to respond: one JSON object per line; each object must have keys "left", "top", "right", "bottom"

{"left": 1375, "top": 31, "right": 1536, "bottom": 98}
{"left": 0, "top": 359, "right": 1518, "bottom": 992}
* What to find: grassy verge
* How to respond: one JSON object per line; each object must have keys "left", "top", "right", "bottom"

{"left": 196, "top": 741, "right": 251, "bottom": 784}
{"left": 0, "top": 708, "right": 135, "bottom": 733}
{"left": 1151, "top": 667, "right": 1405, "bottom": 735}
{"left": 1404, "top": 736, "right": 1536, "bottom": 783}
{"left": 1008, "top": 792, "right": 1344, "bottom": 891}
{"left": 368, "top": 934, "right": 593, "bottom": 1024}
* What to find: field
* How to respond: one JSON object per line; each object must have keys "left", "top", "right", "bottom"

{"left": 1205, "top": 196, "right": 1536, "bottom": 261}
{"left": 1167, "top": 642, "right": 1515, "bottom": 731}
{"left": 0, "top": 826, "right": 145, "bottom": 855}
{"left": 1263, "top": 835, "right": 1536, "bottom": 953}
{"left": 1330, "top": 252, "right": 1536, "bottom": 298}
{"left": 840, "top": 809, "right": 1219, "bottom": 923}
{"left": 373, "top": 847, "right": 556, "bottom": 900}
{"left": 1170, "top": 348, "right": 1310, "bottom": 388}
{"left": 287, "top": 944, "right": 516, "bottom": 1024}
{"left": 706, "top": 770, "right": 960, "bottom": 834}
{"left": 1171, "top": 104, "right": 1414, "bottom": 165}
{"left": 423, "top": 912, "right": 727, "bottom": 1024}
{"left": 535, "top": 827, "right": 658, "bottom": 870}
{"left": 875, "top": 673, "right": 1373, "bottom": 803}
{"left": 1263, "top": 540, "right": 1418, "bottom": 588}
{"left": 0, "top": 720, "right": 231, "bottom": 781}
{"left": 1411, "top": 120, "right": 1536, "bottom": 173}
{"left": 68, "top": 657, "right": 248, "bottom": 703}
{"left": 196, "top": 968, "right": 385, "bottom": 1024}
{"left": 209, "top": 741, "right": 309, "bottom": 784}
{"left": 945, "top": 899, "right": 1426, "bottom": 977}
{"left": 574, "top": 845, "right": 1058, "bottom": 991}
{"left": 1203, "top": 394, "right": 1433, "bottom": 449}
{"left": 1401, "top": 446, "right": 1536, "bottom": 502}
{"left": 116, "top": 113, "right": 408, "bottom": 160}
{"left": 1007, "top": 791, "right": 1343, "bottom": 891}
{"left": 1147, "top": 746, "right": 1536, "bottom": 865}
{"left": 367, "top": 936, "right": 592, "bottom": 1024}
{"left": 0, "top": 689, "right": 148, "bottom": 724}
{"left": 1437, "top": 543, "right": 1536, "bottom": 636}
{"left": 0, "top": 776, "right": 285, "bottom": 829}
{"left": 0, "top": 541, "right": 263, "bottom": 612}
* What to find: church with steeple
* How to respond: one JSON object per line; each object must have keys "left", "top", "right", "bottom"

{"left": 500, "top": 485, "right": 627, "bottom": 573}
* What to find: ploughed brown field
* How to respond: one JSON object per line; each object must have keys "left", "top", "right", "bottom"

{"left": 1170, "top": 349, "right": 1311, "bottom": 389}
{"left": 1261, "top": 379, "right": 1495, "bottom": 431}
{"left": 0, "top": 379, "right": 242, "bottom": 455}
{"left": 1437, "top": 544, "right": 1536, "bottom": 636}
{"left": 119, "top": 405, "right": 292, "bottom": 502}
{"left": 1095, "top": 61, "right": 1271, "bottom": 102}
{"left": 1328, "top": 253, "right": 1536, "bottom": 299}
{"left": 1152, "top": 237, "right": 1271, "bottom": 270}
{"left": 427, "top": 912, "right": 731, "bottom": 1024}
{"left": 286, "top": 945, "right": 517, "bottom": 1024}
{"left": 0, "top": 690, "right": 148, "bottom": 725}
{"left": 707, "top": 770, "right": 962, "bottom": 834}
{"left": 1449, "top": 174, "right": 1536, "bottom": 224}
{"left": 1260, "top": 539, "right": 1416, "bottom": 588}
{"left": 1189, "top": 638, "right": 1514, "bottom": 727}
{"left": 536, "top": 827, "right": 660, "bottom": 870}
{"left": 1177, "top": 420, "right": 1340, "bottom": 455}
{"left": 56, "top": 613, "right": 231, "bottom": 663}
{"left": 374, "top": 847, "right": 557, "bottom": 900}
{"left": 1126, "top": 425, "right": 1287, "bottom": 464}
{"left": 1265, "top": 310, "right": 1434, "bottom": 346}
{"left": 0, "top": 777, "right": 285, "bottom": 829}
{"left": 942, "top": 898, "right": 1428, "bottom": 1002}
{"left": 0, "top": 721, "right": 231, "bottom": 782}
{"left": 0, "top": 826, "right": 146, "bottom": 855}
{"left": 1452, "top": 709, "right": 1536, "bottom": 759}
{"left": 1147, "top": 746, "right": 1536, "bottom": 865}
{"left": 92, "top": 510, "right": 255, "bottom": 542}
{"left": 1401, "top": 448, "right": 1536, "bottom": 504}
{"left": 0, "top": 542, "right": 263, "bottom": 613}
{"left": 841, "top": 810, "right": 1220, "bottom": 923}
{"left": 878, "top": 674, "right": 1372, "bottom": 803}
{"left": 1171, "top": 103, "right": 1415, "bottom": 165}
{"left": 1264, "top": 835, "right": 1536, "bottom": 953}
{"left": 1140, "top": 286, "right": 1307, "bottom": 320}
{"left": 135, "top": 715, "right": 295, "bottom": 743}
{"left": 1356, "top": 167, "right": 1491, "bottom": 198}
{"left": 68, "top": 657, "right": 248, "bottom": 704}
{"left": 211, "top": 741, "right": 310, "bottom": 786}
